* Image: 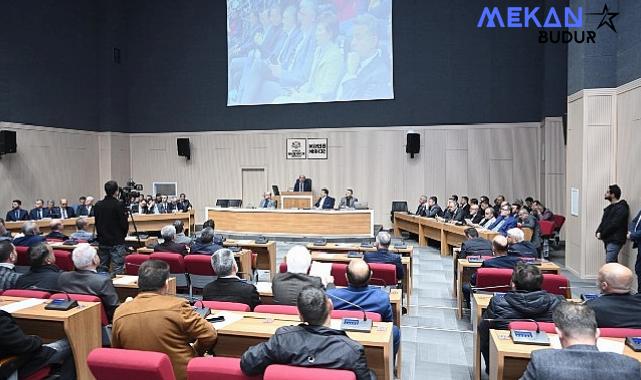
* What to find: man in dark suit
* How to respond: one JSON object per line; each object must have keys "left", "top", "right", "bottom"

{"left": 314, "top": 188, "right": 335, "bottom": 210}
{"left": 506, "top": 228, "right": 538, "bottom": 257}
{"left": 459, "top": 228, "right": 492, "bottom": 258}
{"left": 14, "top": 243, "right": 61, "bottom": 291}
{"left": 415, "top": 195, "right": 428, "bottom": 216}
{"left": 29, "top": 199, "right": 46, "bottom": 220}
{"left": 75, "top": 196, "right": 87, "bottom": 216}
{"left": 58, "top": 198, "right": 75, "bottom": 219}
{"left": 45, "top": 219, "right": 68, "bottom": 241}
{"left": 426, "top": 196, "right": 442, "bottom": 218}
{"left": 78, "top": 196, "right": 95, "bottom": 217}
{"left": 44, "top": 200, "right": 61, "bottom": 219}
{"left": 466, "top": 204, "right": 484, "bottom": 225}
{"left": 586, "top": 263, "right": 641, "bottom": 328}
{"left": 442, "top": 198, "right": 465, "bottom": 223}
{"left": 202, "top": 248, "right": 261, "bottom": 310}
{"left": 6, "top": 200, "right": 29, "bottom": 222}
{"left": 154, "top": 225, "right": 188, "bottom": 255}
{"left": 12, "top": 222, "right": 46, "bottom": 247}
{"left": 293, "top": 175, "right": 312, "bottom": 192}
{"left": 177, "top": 193, "right": 192, "bottom": 212}
{"left": 520, "top": 302, "right": 641, "bottom": 380}
{"left": 628, "top": 206, "right": 641, "bottom": 291}
{"left": 363, "top": 231, "right": 403, "bottom": 281}
{"left": 190, "top": 227, "right": 223, "bottom": 255}
{"left": 57, "top": 244, "right": 120, "bottom": 322}
{"left": 517, "top": 208, "right": 542, "bottom": 253}
{"left": 272, "top": 246, "right": 333, "bottom": 305}
{"left": 459, "top": 196, "right": 470, "bottom": 219}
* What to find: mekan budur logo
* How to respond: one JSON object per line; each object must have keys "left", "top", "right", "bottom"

{"left": 477, "top": 3, "right": 618, "bottom": 44}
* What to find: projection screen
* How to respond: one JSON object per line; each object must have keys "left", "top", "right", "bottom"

{"left": 227, "top": 0, "right": 393, "bottom": 106}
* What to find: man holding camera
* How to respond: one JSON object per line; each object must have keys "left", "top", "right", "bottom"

{"left": 94, "top": 180, "right": 129, "bottom": 274}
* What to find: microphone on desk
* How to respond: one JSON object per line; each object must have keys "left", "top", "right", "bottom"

{"left": 326, "top": 293, "right": 373, "bottom": 333}
{"left": 29, "top": 287, "right": 79, "bottom": 311}
{"left": 483, "top": 318, "right": 551, "bottom": 346}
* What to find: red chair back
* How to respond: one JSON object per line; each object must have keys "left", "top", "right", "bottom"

{"left": 475, "top": 268, "right": 513, "bottom": 292}
{"left": 331, "top": 309, "right": 382, "bottom": 322}
{"left": 254, "top": 304, "right": 298, "bottom": 315}
{"left": 125, "top": 254, "right": 150, "bottom": 275}
{"left": 279, "top": 262, "right": 287, "bottom": 273}
{"left": 46, "top": 238, "right": 64, "bottom": 243}
{"left": 53, "top": 250, "right": 74, "bottom": 271}
{"left": 87, "top": 348, "right": 176, "bottom": 380}
{"left": 150, "top": 252, "right": 185, "bottom": 273}
{"left": 331, "top": 263, "right": 349, "bottom": 287}
{"left": 599, "top": 328, "right": 641, "bottom": 338}
{"left": 552, "top": 215, "right": 566, "bottom": 232}
{"left": 50, "top": 293, "right": 109, "bottom": 325}
{"left": 198, "top": 301, "right": 250, "bottom": 312}
{"left": 541, "top": 274, "right": 571, "bottom": 298}
{"left": 539, "top": 220, "right": 555, "bottom": 237}
{"left": 3, "top": 289, "right": 51, "bottom": 299}
{"left": 15, "top": 245, "right": 30, "bottom": 266}
{"left": 264, "top": 365, "right": 356, "bottom": 380}
{"left": 184, "top": 255, "right": 216, "bottom": 276}
{"left": 187, "top": 357, "right": 260, "bottom": 380}
{"left": 508, "top": 321, "right": 556, "bottom": 333}
{"left": 23, "top": 367, "right": 52, "bottom": 380}
{"left": 368, "top": 263, "right": 397, "bottom": 286}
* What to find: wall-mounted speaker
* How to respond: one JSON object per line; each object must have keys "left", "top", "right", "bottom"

{"left": 177, "top": 138, "right": 191, "bottom": 160}
{"left": 0, "top": 130, "right": 17, "bottom": 155}
{"left": 406, "top": 133, "right": 420, "bottom": 158}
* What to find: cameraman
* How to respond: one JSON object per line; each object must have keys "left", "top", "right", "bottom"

{"left": 94, "top": 180, "right": 129, "bottom": 274}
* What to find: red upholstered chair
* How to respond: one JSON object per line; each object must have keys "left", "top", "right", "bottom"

{"left": 331, "top": 263, "right": 349, "bottom": 287}
{"left": 541, "top": 274, "right": 571, "bottom": 298}
{"left": 254, "top": 304, "right": 298, "bottom": 315}
{"left": 2, "top": 289, "right": 51, "bottom": 299}
{"left": 184, "top": 254, "right": 215, "bottom": 298}
{"left": 552, "top": 215, "right": 566, "bottom": 234}
{"left": 278, "top": 262, "right": 287, "bottom": 273}
{"left": 150, "top": 252, "right": 189, "bottom": 289}
{"left": 474, "top": 268, "right": 513, "bottom": 292}
{"left": 264, "top": 365, "right": 356, "bottom": 380}
{"left": 198, "top": 301, "right": 250, "bottom": 312}
{"left": 15, "top": 246, "right": 30, "bottom": 266}
{"left": 331, "top": 310, "right": 382, "bottom": 322}
{"left": 539, "top": 220, "right": 556, "bottom": 258}
{"left": 53, "top": 250, "right": 74, "bottom": 271}
{"left": 124, "top": 254, "right": 150, "bottom": 275}
{"left": 508, "top": 321, "right": 556, "bottom": 333}
{"left": 50, "top": 294, "right": 109, "bottom": 326}
{"left": 23, "top": 367, "right": 52, "bottom": 380}
{"left": 45, "top": 238, "right": 64, "bottom": 243}
{"left": 599, "top": 328, "right": 641, "bottom": 338}
{"left": 368, "top": 263, "right": 397, "bottom": 286}
{"left": 187, "top": 357, "right": 259, "bottom": 380}
{"left": 87, "top": 348, "right": 176, "bottom": 380}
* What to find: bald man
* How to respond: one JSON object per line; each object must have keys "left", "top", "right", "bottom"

{"left": 586, "top": 263, "right": 641, "bottom": 328}
{"left": 326, "top": 259, "right": 400, "bottom": 357}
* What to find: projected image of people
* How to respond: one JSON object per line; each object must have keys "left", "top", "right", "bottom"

{"left": 227, "top": 0, "right": 393, "bottom": 106}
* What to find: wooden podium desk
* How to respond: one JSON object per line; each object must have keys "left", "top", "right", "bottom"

{"left": 211, "top": 311, "right": 394, "bottom": 380}
{"left": 0, "top": 296, "right": 102, "bottom": 380}
{"left": 275, "top": 191, "right": 314, "bottom": 209}
{"left": 224, "top": 240, "right": 277, "bottom": 280}
{"left": 206, "top": 208, "right": 374, "bottom": 238}
{"left": 112, "top": 275, "right": 177, "bottom": 301}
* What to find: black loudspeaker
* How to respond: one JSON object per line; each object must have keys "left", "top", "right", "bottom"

{"left": 0, "top": 130, "right": 17, "bottom": 155}
{"left": 177, "top": 138, "right": 191, "bottom": 160}
{"left": 406, "top": 133, "right": 420, "bottom": 158}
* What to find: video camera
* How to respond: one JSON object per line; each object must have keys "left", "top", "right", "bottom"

{"left": 119, "top": 179, "right": 143, "bottom": 206}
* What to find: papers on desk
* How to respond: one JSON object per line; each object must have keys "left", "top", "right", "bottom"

{"left": 255, "top": 282, "right": 272, "bottom": 294}
{"left": 0, "top": 298, "right": 46, "bottom": 313}
{"left": 549, "top": 336, "right": 625, "bottom": 354}
{"left": 310, "top": 262, "right": 333, "bottom": 278}
{"left": 112, "top": 275, "right": 139, "bottom": 285}
{"left": 48, "top": 241, "right": 64, "bottom": 247}
{"left": 313, "top": 253, "right": 335, "bottom": 260}
{"left": 209, "top": 311, "right": 244, "bottom": 329}
{"left": 235, "top": 240, "right": 255, "bottom": 245}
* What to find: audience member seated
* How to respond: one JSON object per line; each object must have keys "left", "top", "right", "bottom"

{"left": 426, "top": 196, "right": 442, "bottom": 218}
{"left": 314, "top": 188, "right": 335, "bottom": 209}
{"left": 479, "top": 263, "right": 563, "bottom": 373}
{"left": 45, "top": 200, "right": 61, "bottom": 219}
{"left": 586, "top": 263, "right": 641, "bottom": 328}
{"left": 532, "top": 200, "right": 554, "bottom": 221}
{"left": 327, "top": 259, "right": 401, "bottom": 357}
{"left": 488, "top": 204, "right": 517, "bottom": 235}
{"left": 466, "top": 203, "right": 484, "bottom": 225}
{"left": 69, "top": 217, "right": 95, "bottom": 241}
{"left": 240, "top": 286, "right": 374, "bottom": 380}
{"left": 78, "top": 196, "right": 95, "bottom": 217}
{"left": 154, "top": 225, "right": 188, "bottom": 255}
{"left": 111, "top": 260, "right": 217, "bottom": 380}
{"left": 259, "top": 192, "right": 276, "bottom": 208}
{"left": 492, "top": 195, "right": 505, "bottom": 214}
{"left": 520, "top": 302, "right": 641, "bottom": 380}
{"left": 12, "top": 222, "right": 46, "bottom": 247}
{"left": 0, "top": 241, "right": 20, "bottom": 290}
{"left": 29, "top": 199, "right": 47, "bottom": 220}
{"left": 0, "top": 309, "right": 75, "bottom": 379}
{"left": 272, "top": 245, "right": 333, "bottom": 305}
{"left": 45, "top": 219, "right": 69, "bottom": 241}
{"left": 172, "top": 220, "right": 191, "bottom": 245}
{"left": 517, "top": 208, "right": 542, "bottom": 252}
{"left": 463, "top": 236, "right": 515, "bottom": 307}
{"left": 478, "top": 207, "right": 496, "bottom": 229}
{"left": 57, "top": 244, "right": 120, "bottom": 322}
{"left": 339, "top": 188, "right": 358, "bottom": 209}
{"left": 58, "top": 198, "right": 75, "bottom": 219}
{"left": 202, "top": 248, "right": 261, "bottom": 310}
{"left": 442, "top": 198, "right": 464, "bottom": 222}
{"left": 0, "top": 219, "right": 11, "bottom": 241}
{"left": 177, "top": 193, "right": 192, "bottom": 211}
{"left": 75, "top": 196, "right": 86, "bottom": 216}
{"left": 189, "top": 227, "right": 223, "bottom": 255}
{"left": 506, "top": 228, "right": 537, "bottom": 257}
{"left": 157, "top": 195, "right": 170, "bottom": 214}
{"left": 459, "top": 196, "right": 470, "bottom": 218}
{"left": 193, "top": 219, "right": 225, "bottom": 244}
{"left": 6, "top": 199, "right": 29, "bottom": 222}
{"left": 415, "top": 195, "right": 428, "bottom": 216}
{"left": 459, "top": 228, "right": 492, "bottom": 258}
{"left": 363, "top": 231, "right": 403, "bottom": 281}
{"left": 15, "top": 243, "right": 62, "bottom": 290}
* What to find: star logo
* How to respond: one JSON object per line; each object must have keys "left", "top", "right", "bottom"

{"left": 587, "top": 4, "right": 619, "bottom": 33}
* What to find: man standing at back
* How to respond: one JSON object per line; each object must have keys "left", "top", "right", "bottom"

{"left": 520, "top": 302, "right": 641, "bottom": 380}
{"left": 596, "top": 184, "right": 629, "bottom": 263}
{"left": 94, "top": 181, "right": 128, "bottom": 274}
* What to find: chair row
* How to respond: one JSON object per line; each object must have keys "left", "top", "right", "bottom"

{"left": 15, "top": 246, "right": 74, "bottom": 271}
{"left": 475, "top": 268, "right": 572, "bottom": 298}
{"left": 88, "top": 348, "right": 357, "bottom": 380}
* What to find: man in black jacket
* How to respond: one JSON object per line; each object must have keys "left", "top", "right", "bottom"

{"left": 154, "top": 225, "right": 188, "bottom": 255}
{"left": 202, "top": 248, "right": 261, "bottom": 310}
{"left": 240, "top": 286, "right": 374, "bottom": 380}
{"left": 586, "top": 263, "right": 641, "bottom": 328}
{"left": 14, "top": 243, "right": 62, "bottom": 291}
{"left": 94, "top": 180, "right": 129, "bottom": 274}
{"left": 506, "top": 228, "right": 538, "bottom": 257}
{"left": 479, "top": 263, "right": 563, "bottom": 373}
{"left": 459, "top": 228, "right": 492, "bottom": 258}
{"left": 596, "top": 184, "right": 630, "bottom": 263}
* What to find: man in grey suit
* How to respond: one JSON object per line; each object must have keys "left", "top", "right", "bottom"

{"left": 520, "top": 302, "right": 640, "bottom": 380}
{"left": 338, "top": 188, "right": 358, "bottom": 209}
